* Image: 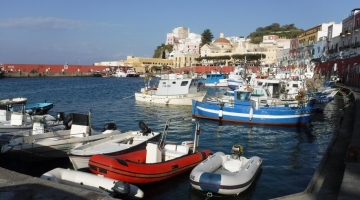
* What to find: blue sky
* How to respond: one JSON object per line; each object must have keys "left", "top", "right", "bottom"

{"left": 0, "top": 0, "right": 359, "bottom": 65}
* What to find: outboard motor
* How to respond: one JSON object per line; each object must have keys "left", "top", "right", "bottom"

{"left": 139, "top": 121, "right": 151, "bottom": 135}
{"left": 63, "top": 113, "right": 73, "bottom": 130}
{"left": 231, "top": 144, "right": 243, "bottom": 159}
{"left": 103, "top": 122, "right": 117, "bottom": 132}
{"left": 111, "top": 181, "right": 130, "bottom": 198}
{"left": 56, "top": 112, "right": 65, "bottom": 122}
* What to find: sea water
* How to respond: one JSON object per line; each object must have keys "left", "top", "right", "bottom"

{"left": 0, "top": 77, "right": 342, "bottom": 199}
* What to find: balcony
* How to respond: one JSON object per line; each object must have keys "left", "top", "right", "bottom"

{"left": 345, "top": 30, "right": 351, "bottom": 35}
{"left": 340, "top": 32, "right": 345, "bottom": 37}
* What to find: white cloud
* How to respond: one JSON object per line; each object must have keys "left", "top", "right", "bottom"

{"left": 0, "top": 17, "right": 84, "bottom": 31}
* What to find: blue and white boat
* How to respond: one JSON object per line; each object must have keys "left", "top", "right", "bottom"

{"left": 192, "top": 89, "right": 319, "bottom": 126}
{"left": 199, "top": 71, "right": 227, "bottom": 87}
{"left": 226, "top": 66, "right": 246, "bottom": 90}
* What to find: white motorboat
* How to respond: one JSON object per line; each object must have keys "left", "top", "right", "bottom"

{"left": 1, "top": 111, "right": 122, "bottom": 161}
{"left": 68, "top": 121, "right": 162, "bottom": 171}
{"left": 189, "top": 145, "right": 262, "bottom": 195}
{"left": 0, "top": 104, "right": 64, "bottom": 133}
{"left": 40, "top": 168, "right": 144, "bottom": 199}
{"left": 126, "top": 68, "right": 140, "bottom": 77}
{"left": 112, "top": 68, "right": 127, "bottom": 77}
{"left": 135, "top": 73, "right": 206, "bottom": 105}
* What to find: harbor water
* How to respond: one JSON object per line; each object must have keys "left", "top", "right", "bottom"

{"left": 0, "top": 77, "right": 343, "bottom": 200}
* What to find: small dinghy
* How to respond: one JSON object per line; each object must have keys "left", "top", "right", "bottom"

{"left": 40, "top": 168, "right": 144, "bottom": 199}
{"left": 189, "top": 144, "right": 262, "bottom": 195}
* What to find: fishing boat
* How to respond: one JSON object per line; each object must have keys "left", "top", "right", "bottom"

{"left": 1, "top": 111, "right": 122, "bottom": 161}
{"left": 190, "top": 144, "right": 262, "bottom": 195}
{"left": 88, "top": 120, "right": 212, "bottom": 184}
{"left": 192, "top": 89, "right": 319, "bottom": 126}
{"left": 134, "top": 73, "right": 206, "bottom": 105}
{"left": 68, "top": 121, "right": 162, "bottom": 171}
{"left": 40, "top": 168, "right": 144, "bottom": 199}
{"left": 112, "top": 68, "right": 127, "bottom": 77}
{"left": 200, "top": 71, "right": 228, "bottom": 87}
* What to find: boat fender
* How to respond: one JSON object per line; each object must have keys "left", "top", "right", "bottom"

{"left": 111, "top": 181, "right": 130, "bottom": 197}
{"left": 165, "top": 97, "right": 169, "bottom": 104}
{"left": 218, "top": 109, "right": 223, "bottom": 118}
{"left": 103, "top": 122, "right": 117, "bottom": 132}
{"left": 249, "top": 107, "right": 253, "bottom": 121}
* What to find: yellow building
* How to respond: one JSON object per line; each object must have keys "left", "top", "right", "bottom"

{"left": 124, "top": 56, "right": 174, "bottom": 73}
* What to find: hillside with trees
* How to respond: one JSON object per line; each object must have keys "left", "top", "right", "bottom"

{"left": 248, "top": 23, "right": 303, "bottom": 44}
{"left": 153, "top": 43, "right": 173, "bottom": 58}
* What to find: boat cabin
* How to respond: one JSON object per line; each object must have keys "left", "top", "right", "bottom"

{"left": 151, "top": 74, "right": 200, "bottom": 96}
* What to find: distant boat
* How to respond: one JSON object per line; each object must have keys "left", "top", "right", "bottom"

{"left": 135, "top": 73, "right": 206, "bottom": 105}
{"left": 112, "top": 69, "right": 127, "bottom": 78}
{"left": 92, "top": 70, "right": 103, "bottom": 77}
{"left": 126, "top": 68, "right": 140, "bottom": 77}
{"left": 200, "top": 71, "right": 228, "bottom": 87}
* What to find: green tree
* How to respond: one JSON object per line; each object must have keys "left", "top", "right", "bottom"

{"left": 200, "top": 29, "right": 214, "bottom": 48}
{"left": 248, "top": 23, "right": 303, "bottom": 44}
{"left": 153, "top": 43, "right": 173, "bottom": 58}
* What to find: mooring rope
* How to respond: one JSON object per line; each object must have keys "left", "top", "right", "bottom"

{"left": 123, "top": 95, "right": 135, "bottom": 99}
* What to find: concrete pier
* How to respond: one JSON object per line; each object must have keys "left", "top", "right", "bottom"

{"left": 273, "top": 85, "right": 360, "bottom": 200}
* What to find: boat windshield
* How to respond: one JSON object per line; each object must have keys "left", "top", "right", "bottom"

{"left": 236, "top": 91, "right": 251, "bottom": 101}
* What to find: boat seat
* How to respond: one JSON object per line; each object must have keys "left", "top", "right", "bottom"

{"left": 0, "top": 110, "right": 9, "bottom": 121}
{"left": 162, "top": 148, "right": 188, "bottom": 161}
{"left": 176, "top": 145, "right": 190, "bottom": 154}
{"left": 10, "top": 112, "right": 25, "bottom": 126}
{"left": 146, "top": 142, "right": 162, "bottom": 163}
{"left": 222, "top": 159, "right": 242, "bottom": 173}
{"left": 70, "top": 124, "right": 90, "bottom": 137}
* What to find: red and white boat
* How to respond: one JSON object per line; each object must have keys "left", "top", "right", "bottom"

{"left": 88, "top": 120, "right": 212, "bottom": 184}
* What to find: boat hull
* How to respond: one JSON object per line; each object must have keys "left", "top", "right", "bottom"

{"left": 135, "top": 93, "right": 205, "bottom": 105}
{"left": 88, "top": 149, "right": 212, "bottom": 184}
{"left": 192, "top": 99, "right": 317, "bottom": 126}
{"left": 190, "top": 152, "right": 262, "bottom": 195}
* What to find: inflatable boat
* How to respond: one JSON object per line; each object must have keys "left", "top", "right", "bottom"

{"left": 189, "top": 145, "right": 262, "bottom": 195}
{"left": 89, "top": 120, "right": 212, "bottom": 184}
{"left": 40, "top": 168, "right": 144, "bottom": 199}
